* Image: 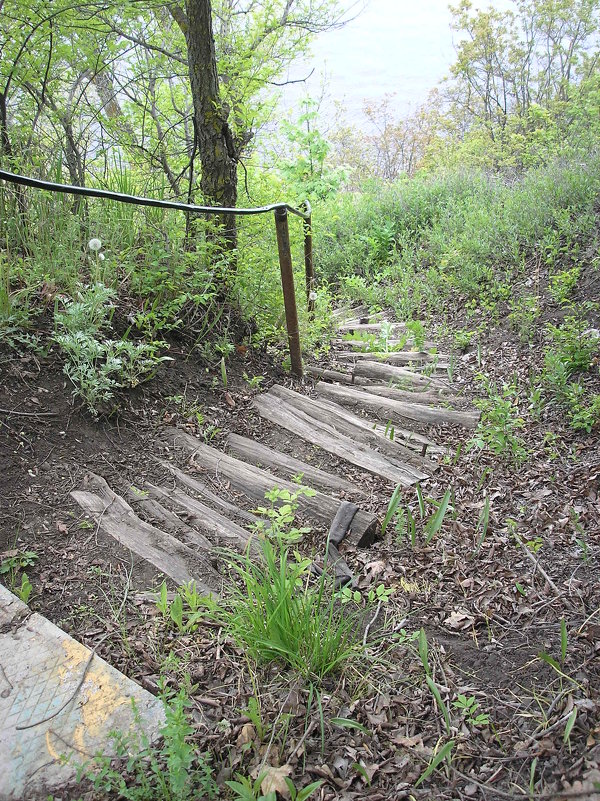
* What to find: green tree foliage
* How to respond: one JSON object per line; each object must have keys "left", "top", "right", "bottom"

{"left": 0, "top": 0, "right": 347, "bottom": 212}
{"left": 436, "top": 0, "right": 600, "bottom": 167}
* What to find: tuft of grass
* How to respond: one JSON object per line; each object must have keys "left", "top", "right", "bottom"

{"left": 219, "top": 533, "right": 364, "bottom": 680}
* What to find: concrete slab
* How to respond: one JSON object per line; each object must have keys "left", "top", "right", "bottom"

{"left": 0, "top": 584, "right": 165, "bottom": 800}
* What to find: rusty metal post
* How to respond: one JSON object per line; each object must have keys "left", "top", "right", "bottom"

{"left": 303, "top": 210, "right": 315, "bottom": 318}
{"left": 274, "top": 207, "right": 303, "bottom": 378}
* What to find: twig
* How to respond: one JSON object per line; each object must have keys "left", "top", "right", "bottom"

{"left": 288, "top": 720, "right": 317, "bottom": 762}
{"left": 363, "top": 599, "right": 383, "bottom": 646}
{"left": 450, "top": 765, "right": 600, "bottom": 800}
{"left": 513, "top": 533, "right": 562, "bottom": 599}
{"left": 0, "top": 407, "right": 59, "bottom": 417}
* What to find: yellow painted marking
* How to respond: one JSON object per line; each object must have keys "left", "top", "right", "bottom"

{"left": 43, "top": 637, "right": 131, "bottom": 759}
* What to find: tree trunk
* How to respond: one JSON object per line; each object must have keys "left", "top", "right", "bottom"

{"left": 183, "top": 0, "right": 238, "bottom": 253}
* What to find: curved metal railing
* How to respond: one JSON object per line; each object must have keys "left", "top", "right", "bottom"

{"left": 0, "top": 169, "right": 314, "bottom": 376}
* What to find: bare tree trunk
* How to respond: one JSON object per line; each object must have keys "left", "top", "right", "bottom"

{"left": 182, "top": 0, "right": 238, "bottom": 254}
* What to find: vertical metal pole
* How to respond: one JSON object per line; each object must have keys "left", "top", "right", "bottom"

{"left": 303, "top": 211, "right": 315, "bottom": 318}
{"left": 274, "top": 207, "right": 303, "bottom": 378}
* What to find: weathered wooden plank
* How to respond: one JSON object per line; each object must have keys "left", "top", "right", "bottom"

{"left": 254, "top": 391, "right": 428, "bottom": 485}
{"left": 158, "top": 460, "right": 259, "bottom": 527}
{"left": 333, "top": 338, "right": 435, "bottom": 351}
{"left": 269, "top": 384, "right": 441, "bottom": 464}
{"left": 315, "top": 382, "right": 480, "bottom": 429}
{"left": 147, "top": 479, "right": 258, "bottom": 556}
{"left": 337, "top": 322, "right": 406, "bottom": 334}
{"left": 71, "top": 473, "right": 220, "bottom": 596}
{"left": 306, "top": 365, "right": 359, "bottom": 385}
{"left": 124, "top": 486, "right": 213, "bottom": 550}
{"left": 353, "top": 360, "right": 451, "bottom": 391}
{"left": 346, "top": 383, "right": 460, "bottom": 407}
{"left": 162, "top": 429, "right": 378, "bottom": 547}
{"left": 335, "top": 350, "right": 449, "bottom": 367}
{"left": 227, "top": 433, "right": 364, "bottom": 497}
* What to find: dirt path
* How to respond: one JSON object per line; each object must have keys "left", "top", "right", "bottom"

{"left": 1, "top": 309, "right": 599, "bottom": 800}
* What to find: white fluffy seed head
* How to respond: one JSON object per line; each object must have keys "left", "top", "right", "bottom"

{"left": 88, "top": 238, "right": 102, "bottom": 252}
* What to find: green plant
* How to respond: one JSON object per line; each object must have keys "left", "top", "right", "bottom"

{"left": 470, "top": 376, "right": 528, "bottom": 465}
{"left": 549, "top": 266, "right": 580, "bottom": 304}
{"left": 405, "top": 319, "right": 426, "bottom": 350}
{"left": 452, "top": 694, "right": 490, "bottom": 727}
{"left": 508, "top": 295, "right": 540, "bottom": 342}
{"left": 81, "top": 686, "right": 218, "bottom": 800}
{"left": 338, "top": 583, "right": 394, "bottom": 606}
{"left": 243, "top": 372, "right": 264, "bottom": 389}
{"left": 53, "top": 284, "right": 172, "bottom": 416}
{"left": 546, "top": 313, "right": 598, "bottom": 373}
{"left": 415, "top": 739, "right": 454, "bottom": 788}
{"left": 155, "top": 580, "right": 216, "bottom": 633}
{"left": 251, "top": 486, "right": 316, "bottom": 544}
{"left": 0, "top": 549, "right": 38, "bottom": 595}
{"left": 226, "top": 772, "right": 275, "bottom": 801}
{"left": 453, "top": 329, "right": 476, "bottom": 351}
{"left": 216, "top": 489, "right": 369, "bottom": 680}
{"left": 16, "top": 573, "right": 33, "bottom": 603}
{"left": 241, "top": 696, "right": 270, "bottom": 742}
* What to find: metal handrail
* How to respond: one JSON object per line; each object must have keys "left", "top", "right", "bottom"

{"left": 0, "top": 170, "right": 311, "bottom": 220}
{"left": 0, "top": 169, "right": 314, "bottom": 377}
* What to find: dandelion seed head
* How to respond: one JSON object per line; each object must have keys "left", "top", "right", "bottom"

{"left": 98, "top": 252, "right": 105, "bottom": 261}
{"left": 88, "top": 238, "right": 102, "bottom": 252}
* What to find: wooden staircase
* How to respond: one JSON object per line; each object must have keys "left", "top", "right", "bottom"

{"left": 71, "top": 307, "right": 479, "bottom": 592}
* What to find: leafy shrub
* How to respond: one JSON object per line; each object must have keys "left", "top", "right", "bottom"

{"left": 54, "top": 284, "right": 171, "bottom": 416}
{"left": 470, "top": 377, "right": 528, "bottom": 465}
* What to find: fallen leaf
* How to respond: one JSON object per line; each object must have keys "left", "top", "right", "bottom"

{"left": 260, "top": 764, "right": 292, "bottom": 798}
{"left": 444, "top": 610, "right": 475, "bottom": 630}
{"left": 236, "top": 723, "right": 255, "bottom": 747}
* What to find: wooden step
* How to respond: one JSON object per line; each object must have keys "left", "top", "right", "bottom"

{"left": 162, "top": 429, "right": 378, "bottom": 547}
{"left": 269, "top": 384, "right": 443, "bottom": 459}
{"left": 227, "top": 433, "right": 364, "bottom": 497}
{"left": 334, "top": 338, "right": 436, "bottom": 351}
{"left": 358, "top": 383, "right": 461, "bottom": 407}
{"left": 353, "top": 359, "right": 451, "bottom": 391}
{"left": 337, "top": 322, "right": 407, "bottom": 335}
{"left": 148, "top": 478, "right": 259, "bottom": 556}
{"left": 307, "top": 366, "right": 458, "bottom": 406}
{"left": 254, "top": 389, "right": 429, "bottom": 485}
{"left": 335, "top": 350, "right": 450, "bottom": 368}
{"left": 71, "top": 473, "right": 221, "bottom": 596}
{"left": 159, "top": 460, "right": 260, "bottom": 528}
{"left": 125, "top": 484, "right": 213, "bottom": 550}
{"left": 315, "top": 383, "right": 480, "bottom": 429}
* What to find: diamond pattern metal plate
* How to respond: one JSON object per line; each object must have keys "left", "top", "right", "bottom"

{"left": 0, "top": 584, "right": 164, "bottom": 800}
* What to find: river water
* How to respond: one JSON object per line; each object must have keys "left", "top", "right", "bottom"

{"left": 281, "top": 0, "right": 513, "bottom": 129}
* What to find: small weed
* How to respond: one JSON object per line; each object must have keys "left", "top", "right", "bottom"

{"left": 242, "top": 372, "right": 264, "bottom": 389}
{"left": 0, "top": 549, "right": 38, "bottom": 596}
{"left": 452, "top": 694, "right": 490, "bottom": 727}
{"left": 453, "top": 328, "right": 476, "bottom": 351}
{"left": 80, "top": 685, "right": 218, "bottom": 800}
{"left": 470, "top": 376, "right": 528, "bottom": 465}
{"left": 508, "top": 295, "right": 540, "bottom": 342}
{"left": 549, "top": 266, "right": 580, "bottom": 304}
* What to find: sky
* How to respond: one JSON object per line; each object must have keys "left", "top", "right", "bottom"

{"left": 281, "top": 0, "right": 514, "bottom": 129}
